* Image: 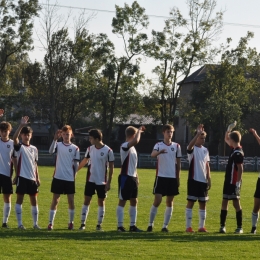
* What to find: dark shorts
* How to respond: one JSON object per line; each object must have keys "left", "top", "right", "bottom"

{"left": 51, "top": 178, "right": 75, "bottom": 194}
{"left": 84, "top": 181, "right": 107, "bottom": 199}
{"left": 223, "top": 181, "right": 240, "bottom": 200}
{"left": 16, "top": 176, "right": 39, "bottom": 195}
{"left": 254, "top": 178, "right": 260, "bottom": 198}
{"left": 153, "top": 176, "right": 179, "bottom": 197}
{"left": 187, "top": 179, "right": 208, "bottom": 202}
{"left": 118, "top": 175, "right": 138, "bottom": 201}
{"left": 0, "top": 174, "right": 13, "bottom": 194}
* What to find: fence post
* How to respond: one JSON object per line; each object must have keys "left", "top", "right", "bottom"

{"left": 216, "top": 155, "right": 219, "bottom": 171}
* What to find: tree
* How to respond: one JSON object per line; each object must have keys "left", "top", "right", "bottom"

{"left": 0, "top": 0, "right": 40, "bottom": 76}
{"left": 146, "top": 0, "right": 223, "bottom": 125}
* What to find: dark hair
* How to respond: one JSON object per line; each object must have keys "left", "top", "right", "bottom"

{"left": 20, "top": 126, "right": 33, "bottom": 134}
{"left": 229, "top": 131, "right": 241, "bottom": 143}
{"left": 125, "top": 126, "right": 138, "bottom": 138}
{"left": 162, "top": 124, "right": 174, "bottom": 132}
{"left": 62, "top": 125, "right": 73, "bottom": 132}
{"left": 0, "top": 121, "right": 12, "bottom": 131}
{"left": 89, "top": 129, "right": 103, "bottom": 141}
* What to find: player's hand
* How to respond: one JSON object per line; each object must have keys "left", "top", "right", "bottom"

{"left": 177, "top": 178, "right": 180, "bottom": 187}
{"left": 20, "top": 116, "right": 29, "bottom": 125}
{"left": 105, "top": 182, "right": 111, "bottom": 192}
{"left": 249, "top": 128, "right": 257, "bottom": 135}
{"left": 36, "top": 178, "right": 41, "bottom": 187}
{"left": 196, "top": 124, "right": 204, "bottom": 134}
{"left": 54, "top": 129, "right": 62, "bottom": 140}
{"left": 12, "top": 176, "right": 17, "bottom": 185}
{"left": 207, "top": 178, "right": 211, "bottom": 190}
{"left": 159, "top": 149, "right": 167, "bottom": 154}
{"left": 227, "top": 121, "right": 237, "bottom": 132}
{"left": 235, "top": 181, "right": 241, "bottom": 196}
{"left": 0, "top": 109, "right": 4, "bottom": 117}
{"left": 136, "top": 177, "right": 139, "bottom": 187}
{"left": 139, "top": 126, "right": 145, "bottom": 133}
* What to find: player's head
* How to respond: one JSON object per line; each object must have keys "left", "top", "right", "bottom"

{"left": 61, "top": 125, "right": 73, "bottom": 143}
{"left": 89, "top": 129, "right": 103, "bottom": 144}
{"left": 125, "top": 126, "right": 138, "bottom": 139}
{"left": 20, "top": 126, "right": 33, "bottom": 143}
{"left": 229, "top": 131, "right": 241, "bottom": 144}
{"left": 0, "top": 121, "right": 12, "bottom": 139}
{"left": 162, "top": 124, "right": 174, "bottom": 140}
{"left": 195, "top": 130, "right": 207, "bottom": 146}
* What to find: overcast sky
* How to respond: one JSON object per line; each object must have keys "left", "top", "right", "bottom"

{"left": 32, "top": 0, "right": 260, "bottom": 79}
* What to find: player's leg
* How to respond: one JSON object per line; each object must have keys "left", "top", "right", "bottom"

{"left": 186, "top": 200, "right": 195, "bottom": 232}
{"left": 220, "top": 199, "right": 229, "bottom": 233}
{"left": 198, "top": 182, "right": 208, "bottom": 232}
{"left": 96, "top": 184, "right": 107, "bottom": 231}
{"left": 48, "top": 193, "right": 60, "bottom": 230}
{"left": 30, "top": 194, "right": 40, "bottom": 229}
{"left": 117, "top": 199, "right": 127, "bottom": 231}
{"left": 67, "top": 193, "right": 75, "bottom": 230}
{"left": 2, "top": 194, "right": 11, "bottom": 228}
{"left": 15, "top": 193, "right": 25, "bottom": 229}
{"left": 117, "top": 175, "right": 128, "bottom": 231}
{"left": 162, "top": 195, "right": 174, "bottom": 232}
{"left": 251, "top": 179, "right": 260, "bottom": 234}
{"left": 233, "top": 198, "right": 243, "bottom": 234}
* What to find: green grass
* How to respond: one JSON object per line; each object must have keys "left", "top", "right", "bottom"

{"left": 0, "top": 167, "right": 259, "bottom": 259}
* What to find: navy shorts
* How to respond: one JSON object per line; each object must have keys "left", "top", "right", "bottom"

{"left": 153, "top": 176, "right": 179, "bottom": 197}
{"left": 84, "top": 181, "right": 107, "bottom": 199}
{"left": 16, "top": 176, "right": 39, "bottom": 195}
{"left": 187, "top": 179, "right": 208, "bottom": 202}
{"left": 51, "top": 178, "right": 75, "bottom": 194}
{"left": 223, "top": 181, "right": 241, "bottom": 200}
{"left": 254, "top": 178, "right": 260, "bottom": 199}
{"left": 118, "top": 175, "right": 138, "bottom": 200}
{"left": 0, "top": 174, "right": 13, "bottom": 194}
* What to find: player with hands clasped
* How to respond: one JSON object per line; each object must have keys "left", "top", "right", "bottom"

{"left": 219, "top": 121, "right": 244, "bottom": 234}
{"left": 116, "top": 126, "right": 144, "bottom": 232}
{"left": 185, "top": 124, "right": 211, "bottom": 233}
{"left": 249, "top": 128, "right": 260, "bottom": 234}
{"left": 48, "top": 125, "right": 80, "bottom": 230}
{"left": 13, "top": 116, "right": 40, "bottom": 230}
{"left": 147, "top": 124, "right": 182, "bottom": 232}
{"left": 0, "top": 111, "right": 17, "bottom": 228}
{"left": 78, "top": 129, "right": 114, "bottom": 231}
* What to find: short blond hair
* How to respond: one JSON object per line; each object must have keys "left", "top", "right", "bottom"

{"left": 125, "top": 126, "right": 138, "bottom": 138}
{"left": 229, "top": 131, "right": 241, "bottom": 143}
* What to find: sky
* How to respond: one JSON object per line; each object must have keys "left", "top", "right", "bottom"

{"left": 31, "top": 0, "right": 260, "bottom": 79}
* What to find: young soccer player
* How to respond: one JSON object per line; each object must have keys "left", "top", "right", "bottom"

{"left": 0, "top": 116, "right": 16, "bottom": 228}
{"left": 48, "top": 125, "right": 80, "bottom": 230}
{"left": 77, "top": 129, "right": 114, "bottom": 231}
{"left": 249, "top": 128, "right": 260, "bottom": 234}
{"left": 13, "top": 116, "right": 40, "bottom": 229}
{"left": 147, "top": 124, "right": 182, "bottom": 232}
{"left": 185, "top": 124, "right": 211, "bottom": 233}
{"left": 219, "top": 121, "right": 244, "bottom": 234}
{"left": 117, "top": 126, "right": 144, "bottom": 232}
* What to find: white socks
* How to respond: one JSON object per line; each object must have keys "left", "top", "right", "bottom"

{"left": 97, "top": 206, "right": 105, "bottom": 225}
{"left": 3, "top": 202, "right": 11, "bottom": 224}
{"left": 31, "top": 206, "right": 39, "bottom": 226}
{"left": 186, "top": 208, "right": 192, "bottom": 228}
{"left": 129, "top": 206, "right": 137, "bottom": 226}
{"left": 199, "top": 209, "right": 206, "bottom": 229}
{"left": 163, "top": 207, "right": 173, "bottom": 228}
{"left": 117, "top": 206, "right": 124, "bottom": 227}
{"left": 15, "top": 204, "right": 22, "bottom": 227}
{"left": 68, "top": 209, "right": 75, "bottom": 223}
{"left": 49, "top": 209, "right": 57, "bottom": 225}
{"left": 252, "top": 212, "right": 259, "bottom": 227}
{"left": 148, "top": 205, "right": 158, "bottom": 226}
{"left": 81, "top": 205, "right": 90, "bottom": 225}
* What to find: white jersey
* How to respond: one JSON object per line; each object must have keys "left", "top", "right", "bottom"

{"left": 51, "top": 141, "right": 80, "bottom": 181}
{"left": 187, "top": 145, "right": 210, "bottom": 183}
{"left": 0, "top": 138, "right": 15, "bottom": 177}
{"left": 153, "top": 142, "right": 182, "bottom": 178}
{"left": 120, "top": 142, "right": 137, "bottom": 177}
{"left": 15, "top": 143, "right": 38, "bottom": 181}
{"left": 85, "top": 145, "right": 114, "bottom": 185}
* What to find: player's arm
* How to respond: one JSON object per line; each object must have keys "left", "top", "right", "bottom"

{"left": 49, "top": 130, "right": 62, "bottom": 154}
{"left": 225, "top": 121, "right": 237, "bottom": 146}
{"left": 127, "top": 126, "right": 144, "bottom": 148}
{"left": 187, "top": 124, "right": 204, "bottom": 151}
{"left": 237, "top": 163, "right": 243, "bottom": 183}
{"left": 151, "top": 148, "right": 167, "bottom": 157}
{"left": 35, "top": 163, "right": 40, "bottom": 186}
{"left": 249, "top": 128, "right": 260, "bottom": 145}
{"left": 105, "top": 161, "right": 114, "bottom": 192}
{"left": 12, "top": 157, "right": 18, "bottom": 184}
{"left": 206, "top": 162, "right": 211, "bottom": 190}
{"left": 176, "top": 158, "right": 181, "bottom": 187}
{"left": 77, "top": 157, "right": 89, "bottom": 172}
{"left": 13, "top": 116, "right": 29, "bottom": 145}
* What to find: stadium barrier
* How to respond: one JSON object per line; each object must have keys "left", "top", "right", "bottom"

{"left": 38, "top": 151, "right": 260, "bottom": 171}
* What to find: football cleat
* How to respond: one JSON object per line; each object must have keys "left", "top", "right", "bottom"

{"left": 129, "top": 225, "right": 143, "bottom": 232}
{"left": 79, "top": 224, "right": 86, "bottom": 230}
{"left": 33, "top": 224, "right": 41, "bottom": 229}
{"left": 96, "top": 225, "right": 104, "bottom": 231}
{"left": 161, "top": 227, "right": 169, "bottom": 232}
{"left": 147, "top": 226, "right": 153, "bottom": 232}
{"left": 186, "top": 227, "right": 194, "bottom": 233}
{"left": 219, "top": 226, "right": 226, "bottom": 233}
{"left": 234, "top": 227, "right": 243, "bottom": 234}
{"left": 2, "top": 223, "right": 9, "bottom": 228}
{"left": 198, "top": 227, "right": 208, "bottom": 232}
{"left": 251, "top": 227, "right": 257, "bottom": 234}
{"left": 18, "top": 225, "right": 26, "bottom": 230}
{"left": 68, "top": 222, "right": 74, "bottom": 230}
{"left": 117, "top": 226, "right": 126, "bottom": 232}
{"left": 47, "top": 224, "right": 53, "bottom": 230}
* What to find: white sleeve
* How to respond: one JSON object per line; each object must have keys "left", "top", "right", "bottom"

{"left": 153, "top": 143, "right": 159, "bottom": 151}
{"left": 49, "top": 140, "right": 57, "bottom": 154}
{"left": 108, "top": 149, "right": 115, "bottom": 162}
{"left": 176, "top": 144, "right": 182, "bottom": 158}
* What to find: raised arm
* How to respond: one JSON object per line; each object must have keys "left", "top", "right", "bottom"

{"left": 127, "top": 126, "right": 144, "bottom": 148}
{"left": 13, "top": 116, "right": 29, "bottom": 145}
{"left": 187, "top": 124, "right": 204, "bottom": 151}
{"left": 49, "top": 130, "right": 62, "bottom": 154}
{"left": 249, "top": 128, "right": 260, "bottom": 145}
{"left": 225, "top": 121, "right": 237, "bottom": 146}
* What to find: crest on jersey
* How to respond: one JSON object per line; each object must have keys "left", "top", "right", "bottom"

{"left": 171, "top": 148, "right": 174, "bottom": 151}
{"left": 69, "top": 149, "right": 72, "bottom": 152}
{"left": 7, "top": 145, "right": 10, "bottom": 148}
{"left": 101, "top": 152, "right": 104, "bottom": 156}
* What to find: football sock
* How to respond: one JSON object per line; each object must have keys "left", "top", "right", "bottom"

{"left": 186, "top": 208, "right": 192, "bottom": 228}
{"left": 199, "top": 209, "right": 206, "bottom": 228}
{"left": 97, "top": 206, "right": 105, "bottom": 225}
{"left": 116, "top": 206, "right": 124, "bottom": 227}
{"left": 31, "top": 206, "right": 39, "bottom": 226}
{"left": 15, "top": 204, "right": 22, "bottom": 226}
{"left": 49, "top": 210, "right": 57, "bottom": 225}
{"left": 252, "top": 211, "right": 259, "bottom": 227}
{"left": 162, "top": 206, "right": 173, "bottom": 228}
{"left": 220, "top": 209, "right": 227, "bottom": 227}
{"left": 68, "top": 209, "right": 75, "bottom": 223}
{"left": 81, "top": 205, "right": 89, "bottom": 224}
{"left": 148, "top": 205, "right": 158, "bottom": 226}
{"left": 236, "top": 210, "right": 242, "bottom": 228}
{"left": 129, "top": 206, "right": 137, "bottom": 226}
{"left": 3, "top": 202, "right": 11, "bottom": 224}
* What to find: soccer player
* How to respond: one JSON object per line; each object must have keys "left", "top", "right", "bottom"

{"left": 13, "top": 116, "right": 40, "bottom": 229}
{"left": 48, "top": 125, "right": 80, "bottom": 230}
{"left": 147, "top": 124, "right": 182, "bottom": 232}
{"left": 0, "top": 118, "right": 16, "bottom": 228}
{"left": 249, "top": 128, "right": 260, "bottom": 234}
{"left": 78, "top": 129, "right": 114, "bottom": 231}
{"left": 185, "top": 124, "right": 211, "bottom": 233}
{"left": 117, "top": 126, "right": 144, "bottom": 232}
{"left": 219, "top": 121, "right": 244, "bottom": 234}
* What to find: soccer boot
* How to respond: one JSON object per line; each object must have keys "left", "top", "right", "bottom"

{"left": 129, "top": 225, "right": 143, "bottom": 232}
{"left": 117, "top": 226, "right": 126, "bottom": 232}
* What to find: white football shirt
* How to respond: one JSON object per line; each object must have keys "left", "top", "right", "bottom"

{"left": 187, "top": 145, "right": 210, "bottom": 183}
{"left": 153, "top": 142, "right": 182, "bottom": 178}
{"left": 51, "top": 142, "right": 80, "bottom": 181}
{"left": 0, "top": 138, "right": 15, "bottom": 177}
{"left": 85, "top": 145, "right": 114, "bottom": 185}
{"left": 120, "top": 142, "right": 137, "bottom": 177}
{"left": 15, "top": 143, "right": 38, "bottom": 181}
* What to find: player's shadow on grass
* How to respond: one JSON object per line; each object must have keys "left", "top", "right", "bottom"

{"left": 1, "top": 230, "right": 259, "bottom": 242}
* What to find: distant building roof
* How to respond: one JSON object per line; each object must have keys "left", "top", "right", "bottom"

{"left": 116, "top": 114, "right": 161, "bottom": 125}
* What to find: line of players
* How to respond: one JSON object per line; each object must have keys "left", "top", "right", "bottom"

{"left": 0, "top": 109, "right": 260, "bottom": 234}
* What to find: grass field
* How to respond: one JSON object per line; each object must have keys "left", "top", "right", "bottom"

{"left": 0, "top": 167, "right": 259, "bottom": 260}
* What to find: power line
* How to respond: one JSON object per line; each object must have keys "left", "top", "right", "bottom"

{"left": 39, "top": 2, "right": 260, "bottom": 29}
